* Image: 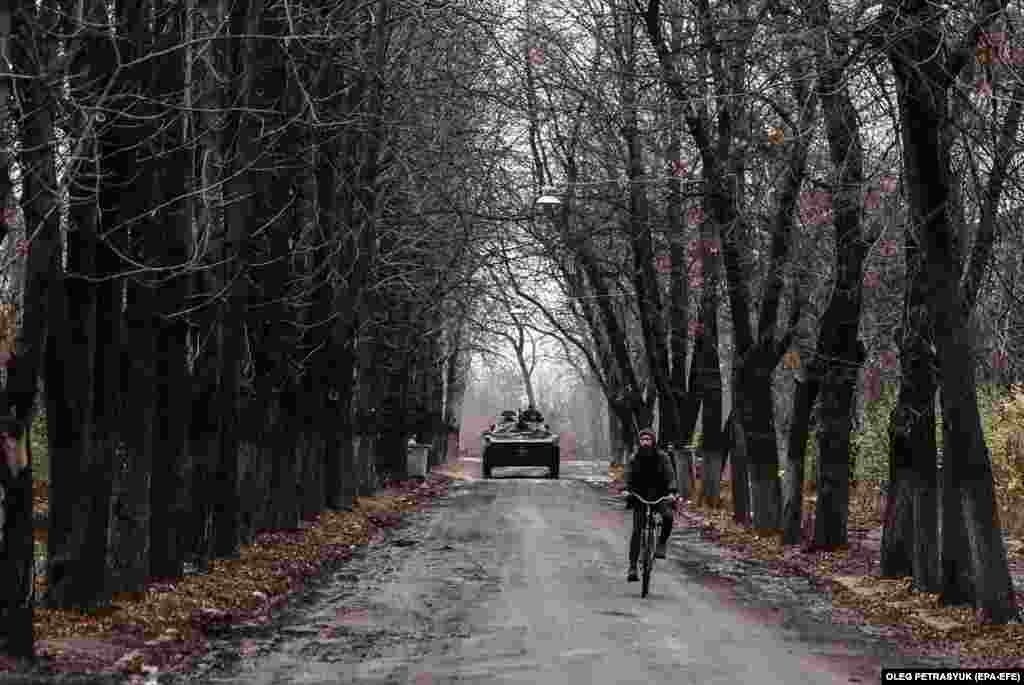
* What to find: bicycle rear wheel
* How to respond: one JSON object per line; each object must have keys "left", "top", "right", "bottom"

{"left": 641, "top": 513, "right": 656, "bottom": 597}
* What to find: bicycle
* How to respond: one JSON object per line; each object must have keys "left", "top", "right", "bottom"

{"left": 622, "top": 491, "right": 677, "bottom": 598}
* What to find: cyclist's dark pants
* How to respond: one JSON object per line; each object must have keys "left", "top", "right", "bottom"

{"left": 629, "top": 501, "right": 673, "bottom": 566}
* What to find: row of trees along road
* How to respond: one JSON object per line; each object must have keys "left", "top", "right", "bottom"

{"left": 474, "top": 0, "right": 1021, "bottom": 625}
{"left": 0, "top": 0, "right": 503, "bottom": 659}
{"left": 2, "top": 0, "right": 1024, "bottom": 661}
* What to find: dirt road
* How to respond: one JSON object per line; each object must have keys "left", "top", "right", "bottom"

{"left": 178, "top": 460, "right": 956, "bottom": 684}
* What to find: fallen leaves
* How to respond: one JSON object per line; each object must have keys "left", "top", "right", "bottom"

{"left": 14, "top": 473, "right": 451, "bottom": 678}
{"left": 607, "top": 464, "right": 625, "bottom": 483}
{"left": 608, "top": 469, "right": 1024, "bottom": 667}
{"left": 113, "top": 649, "right": 146, "bottom": 674}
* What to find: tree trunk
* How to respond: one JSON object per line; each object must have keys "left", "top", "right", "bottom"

{"left": 619, "top": 10, "right": 678, "bottom": 442}
{"left": 808, "top": 0, "right": 868, "bottom": 551}
{"left": 728, "top": 410, "right": 751, "bottom": 525}
{"left": 335, "top": 347, "right": 358, "bottom": 508}
{"left": 443, "top": 331, "right": 466, "bottom": 443}
{"left": 3, "top": 0, "right": 64, "bottom": 654}
{"left": 782, "top": 377, "right": 819, "bottom": 545}
{"left": 244, "top": 396, "right": 269, "bottom": 537}
{"left": 149, "top": 109, "right": 193, "bottom": 581}
{"left": 355, "top": 433, "right": 377, "bottom": 497}
{"left": 262, "top": 401, "right": 284, "bottom": 529}
{"left": 693, "top": 191, "right": 725, "bottom": 503}
{"left": 286, "top": 425, "right": 304, "bottom": 528}
{"left": 663, "top": 0, "right": 696, "bottom": 451}
{"left": 426, "top": 350, "right": 447, "bottom": 467}
{"left": 336, "top": 421, "right": 357, "bottom": 509}
{"left": 149, "top": 266, "right": 192, "bottom": 578}
{"left": 881, "top": 424, "right": 916, "bottom": 577}
{"left": 150, "top": 0, "right": 199, "bottom": 582}
{"left": 912, "top": 462, "right": 941, "bottom": 593}
{"left": 377, "top": 353, "right": 411, "bottom": 483}
{"left": 887, "top": 15, "right": 1017, "bottom": 621}
{"left": 212, "top": 264, "right": 242, "bottom": 560}
{"left": 302, "top": 396, "right": 328, "bottom": 518}
{"left": 43, "top": 142, "right": 104, "bottom": 609}
{"left": 234, "top": 437, "right": 255, "bottom": 541}
{"left": 101, "top": 0, "right": 162, "bottom": 601}
{"left": 940, "top": 388, "right": 974, "bottom": 604}
{"left": 353, "top": 310, "right": 380, "bottom": 495}
{"left": 112, "top": 291, "right": 156, "bottom": 596}
{"left": 813, "top": 357, "right": 858, "bottom": 549}
{"left": 744, "top": 373, "right": 781, "bottom": 533}
{"left": 211, "top": 0, "right": 268, "bottom": 560}
{"left": 882, "top": 231, "right": 940, "bottom": 589}
{"left": 0, "top": 426, "right": 32, "bottom": 658}
{"left": 301, "top": 391, "right": 323, "bottom": 520}
{"left": 277, "top": 390, "right": 301, "bottom": 530}
{"left": 637, "top": 0, "right": 772, "bottom": 525}
{"left": 319, "top": 383, "right": 343, "bottom": 509}
{"left": 377, "top": 333, "right": 412, "bottom": 480}
{"left": 746, "top": 51, "right": 815, "bottom": 535}
{"left": 39, "top": 0, "right": 119, "bottom": 611}
{"left": 672, "top": 447, "right": 694, "bottom": 500}
{"left": 513, "top": 335, "right": 536, "bottom": 409}
{"left": 182, "top": 0, "right": 225, "bottom": 571}
{"left": 345, "top": 1, "right": 391, "bottom": 496}
{"left": 321, "top": 416, "right": 345, "bottom": 511}
{"left": 311, "top": 115, "right": 349, "bottom": 508}
{"left": 187, "top": 347, "right": 222, "bottom": 569}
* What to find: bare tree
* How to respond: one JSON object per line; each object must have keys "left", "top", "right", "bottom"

{"left": 3, "top": 0, "right": 63, "bottom": 656}
{"left": 880, "top": 0, "right": 1017, "bottom": 622}
{"left": 639, "top": 0, "right": 808, "bottom": 533}
{"left": 802, "top": 0, "right": 870, "bottom": 551}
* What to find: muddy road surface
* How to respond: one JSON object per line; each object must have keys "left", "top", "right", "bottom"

{"left": 177, "top": 460, "right": 955, "bottom": 684}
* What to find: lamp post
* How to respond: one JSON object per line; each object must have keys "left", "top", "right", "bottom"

{"left": 533, "top": 173, "right": 736, "bottom": 209}
{"left": 535, "top": 186, "right": 563, "bottom": 207}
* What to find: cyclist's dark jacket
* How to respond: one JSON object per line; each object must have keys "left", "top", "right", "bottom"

{"left": 625, "top": 447, "right": 677, "bottom": 501}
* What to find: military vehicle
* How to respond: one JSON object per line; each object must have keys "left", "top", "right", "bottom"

{"left": 481, "top": 408, "right": 560, "bottom": 479}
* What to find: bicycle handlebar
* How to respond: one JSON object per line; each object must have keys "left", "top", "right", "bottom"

{"left": 621, "top": 491, "right": 676, "bottom": 505}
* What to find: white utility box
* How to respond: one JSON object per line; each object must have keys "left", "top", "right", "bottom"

{"left": 407, "top": 443, "right": 429, "bottom": 478}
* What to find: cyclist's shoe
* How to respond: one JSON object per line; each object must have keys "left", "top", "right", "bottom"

{"left": 628, "top": 565, "right": 639, "bottom": 582}
{"left": 655, "top": 540, "right": 667, "bottom": 559}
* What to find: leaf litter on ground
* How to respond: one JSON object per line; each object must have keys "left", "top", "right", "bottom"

{"left": 1, "top": 473, "right": 450, "bottom": 681}
{"left": 607, "top": 464, "right": 1024, "bottom": 668}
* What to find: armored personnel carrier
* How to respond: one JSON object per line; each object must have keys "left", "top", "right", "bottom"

{"left": 481, "top": 408, "right": 560, "bottom": 479}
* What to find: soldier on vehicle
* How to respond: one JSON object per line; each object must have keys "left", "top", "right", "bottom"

{"left": 623, "top": 428, "right": 678, "bottom": 582}
{"left": 497, "top": 410, "right": 517, "bottom": 430}
{"left": 521, "top": 404, "right": 543, "bottom": 424}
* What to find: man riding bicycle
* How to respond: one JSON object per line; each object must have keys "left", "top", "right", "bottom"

{"left": 624, "top": 428, "right": 678, "bottom": 582}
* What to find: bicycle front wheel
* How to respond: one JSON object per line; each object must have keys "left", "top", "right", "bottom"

{"left": 641, "top": 515, "right": 656, "bottom": 597}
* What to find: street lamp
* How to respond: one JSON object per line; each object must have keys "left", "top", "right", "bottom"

{"left": 535, "top": 186, "right": 563, "bottom": 207}
{"left": 534, "top": 174, "right": 726, "bottom": 208}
